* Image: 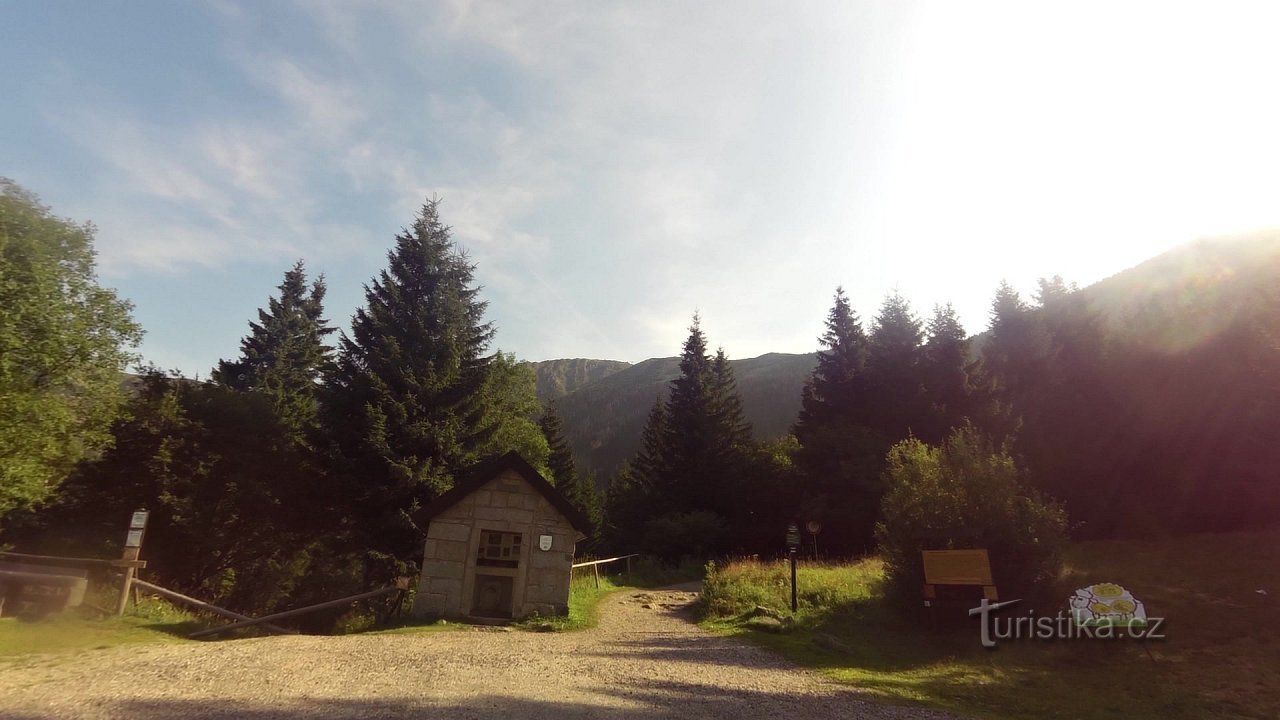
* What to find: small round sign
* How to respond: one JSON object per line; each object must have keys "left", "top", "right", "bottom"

{"left": 806, "top": 520, "right": 822, "bottom": 535}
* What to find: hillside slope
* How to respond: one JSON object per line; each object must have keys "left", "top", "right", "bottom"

{"left": 524, "top": 358, "right": 631, "bottom": 401}
{"left": 550, "top": 352, "right": 817, "bottom": 478}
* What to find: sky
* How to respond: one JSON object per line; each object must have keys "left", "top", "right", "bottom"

{"left": 4, "top": 1, "right": 1280, "bottom": 375}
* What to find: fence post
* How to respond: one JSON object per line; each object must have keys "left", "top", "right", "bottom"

{"left": 592, "top": 563, "right": 600, "bottom": 589}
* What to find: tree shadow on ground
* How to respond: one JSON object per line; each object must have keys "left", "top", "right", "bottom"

{"left": 0, "top": 679, "right": 957, "bottom": 720}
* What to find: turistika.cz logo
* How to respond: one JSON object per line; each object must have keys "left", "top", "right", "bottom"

{"left": 970, "top": 583, "right": 1165, "bottom": 648}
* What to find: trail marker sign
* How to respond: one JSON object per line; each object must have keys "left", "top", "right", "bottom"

{"left": 786, "top": 523, "right": 801, "bottom": 548}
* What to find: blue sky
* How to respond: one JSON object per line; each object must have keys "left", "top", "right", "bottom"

{"left": 4, "top": 1, "right": 1280, "bottom": 375}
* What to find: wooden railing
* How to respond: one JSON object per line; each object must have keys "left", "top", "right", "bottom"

{"left": 571, "top": 553, "right": 640, "bottom": 588}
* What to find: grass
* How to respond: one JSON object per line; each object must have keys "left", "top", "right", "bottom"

{"left": 701, "top": 527, "right": 1280, "bottom": 720}
{"left": 516, "top": 555, "right": 703, "bottom": 632}
{"left": 0, "top": 595, "right": 202, "bottom": 668}
{"left": 514, "top": 572, "right": 628, "bottom": 632}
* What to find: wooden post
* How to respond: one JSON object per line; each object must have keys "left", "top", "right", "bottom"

{"left": 592, "top": 563, "right": 600, "bottom": 589}
{"left": 115, "top": 509, "right": 149, "bottom": 615}
{"left": 114, "top": 547, "right": 140, "bottom": 615}
{"left": 625, "top": 555, "right": 632, "bottom": 583}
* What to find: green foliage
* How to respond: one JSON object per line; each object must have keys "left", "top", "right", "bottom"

{"left": 639, "top": 510, "right": 730, "bottom": 563}
{"left": 917, "top": 303, "right": 972, "bottom": 443}
{"left": 875, "top": 425, "right": 1067, "bottom": 601}
{"left": 326, "top": 198, "right": 500, "bottom": 576}
{"left": 0, "top": 179, "right": 142, "bottom": 524}
{"left": 539, "top": 403, "right": 602, "bottom": 535}
{"left": 609, "top": 316, "right": 766, "bottom": 555}
{"left": 211, "top": 260, "right": 334, "bottom": 442}
{"left": 36, "top": 370, "right": 321, "bottom": 614}
{"left": 793, "top": 288, "right": 885, "bottom": 554}
{"left": 476, "top": 352, "right": 549, "bottom": 471}
{"left": 705, "top": 529, "right": 1280, "bottom": 720}
{"left": 701, "top": 556, "right": 882, "bottom": 619}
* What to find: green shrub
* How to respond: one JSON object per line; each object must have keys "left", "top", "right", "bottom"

{"left": 640, "top": 510, "right": 729, "bottom": 562}
{"left": 875, "top": 425, "right": 1067, "bottom": 602}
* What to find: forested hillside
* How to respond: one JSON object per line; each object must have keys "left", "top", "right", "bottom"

{"left": 525, "top": 358, "right": 631, "bottom": 401}
{"left": 546, "top": 352, "right": 817, "bottom": 478}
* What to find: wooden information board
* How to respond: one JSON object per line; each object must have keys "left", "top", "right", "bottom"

{"left": 922, "top": 549, "right": 994, "bottom": 586}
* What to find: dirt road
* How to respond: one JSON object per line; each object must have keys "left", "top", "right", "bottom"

{"left": 0, "top": 588, "right": 953, "bottom": 719}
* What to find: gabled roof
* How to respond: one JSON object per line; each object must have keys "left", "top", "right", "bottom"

{"left": 415, "top": 451, "right": 592, "bottom": 534}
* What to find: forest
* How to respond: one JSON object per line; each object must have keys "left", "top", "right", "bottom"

{"left": 3, "top": 178, "right": 1278, "bottom": 620}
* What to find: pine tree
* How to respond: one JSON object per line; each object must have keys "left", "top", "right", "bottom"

{"left": 865, "top": 291, "right": 925, "bottom": 440}
{"left": 540, "top": 403, "right": 601, "bottom": 533}
{"left": 710, "top": 348, "right": 752, "bottom": 447}
{"left": 792, "top": 288, "right": 883, "bottom": 554}
{"left": 327, "top": 198, "right": 497, "bottom": 572}
{"left": 614, "top": 317, "right": 758, "bottom": 554}
{"left": 661, "top": 316, "right": 736, "bottom": 513}
{"left": 973, "top": 281, "right": 1039, "bottom": 441}
{"left": 212, "top": 260, "right": 333, "bottom": 440}
{"left": 919, "top": 303, "right": 971, "bottom": 443}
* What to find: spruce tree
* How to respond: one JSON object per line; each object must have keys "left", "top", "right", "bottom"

{"left": 865, "top": 291, "right": 925, "bottom": 440}
{"left": 793, "top": 288, "right": 883, "bottom": 554}
{"left": 540, "top": 403, "right": 601, "bottom": 532}
{"left": 212, "top": 260, "right": 333, "bottom": 440}
{"left": 327, "top": 198, "right": 496, "bottom": 572}
{"left": 919, "top": 303, "right": 971, "bottom": 443}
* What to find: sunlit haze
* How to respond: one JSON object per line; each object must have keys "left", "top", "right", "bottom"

{"left": 3, "top": 1, "right": 1278, "bottom": 374}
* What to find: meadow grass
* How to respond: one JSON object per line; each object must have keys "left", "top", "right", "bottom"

{"left": 702, "top": 528, "right": 1280, "bottom": 720}
{"left": 0, "top": 594, "right": 201, "bottom": 668}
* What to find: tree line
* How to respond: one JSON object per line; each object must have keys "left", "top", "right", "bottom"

{"left": 3, "top": 178, "right": 1277, "bottom": 618}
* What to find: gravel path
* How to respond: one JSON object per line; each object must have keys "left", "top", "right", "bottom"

{"left": 0, "top": 587, "right": 954, "bottom": 719}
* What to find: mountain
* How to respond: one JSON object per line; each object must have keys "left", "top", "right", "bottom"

{"left": 1080, "top": 229, "right": 1280, "bottom": 350}
{"left": 523, "top": 358, "right": 631, "bottom": 401}
{"left": 537, "top": 352, "right": 818, "bottom": 479}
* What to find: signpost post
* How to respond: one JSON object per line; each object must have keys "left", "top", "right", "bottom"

{"left": 115, "top": 509, "right": 148, "bottom": 615}
{"left": 786, "top": 522, "right": 801, "bottom": 612}
{"left": 806, "top": 520, "right": 822, "bottom": 561}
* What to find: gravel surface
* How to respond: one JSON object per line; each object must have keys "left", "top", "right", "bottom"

{"left": 0, "top": 586, "right": 955, "bottom": 719}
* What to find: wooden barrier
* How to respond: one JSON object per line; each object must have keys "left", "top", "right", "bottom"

{"left": 572, "top": 554, "right": 640, "bottom": 589}
{"left": 132, "top": 580, "right": 296, "bottom": 635}
{"left": 188, "top": 586, "right": 400, "bottom": 639}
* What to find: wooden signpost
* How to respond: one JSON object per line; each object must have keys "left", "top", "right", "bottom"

{"left": 786, "top": 522, "right": 801, "bottom": 612}
{"left": 115, "top": 509, "right": 148, "bottom": 615}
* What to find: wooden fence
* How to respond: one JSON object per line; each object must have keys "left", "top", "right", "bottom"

{"left": 571, "top": 553, "right": 640, "bottom": 589}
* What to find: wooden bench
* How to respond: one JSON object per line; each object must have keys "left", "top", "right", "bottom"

{"left": 0, "top": 561, "right": 89, "bottom": 618}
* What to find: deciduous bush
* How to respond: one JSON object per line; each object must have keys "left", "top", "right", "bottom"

{"left": 875, "top": 425, "right": 1067, "bottom": 602}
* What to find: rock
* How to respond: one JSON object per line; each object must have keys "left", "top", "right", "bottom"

{"left": 744, "top": 616, "right": 786, "bottom": 633}
{"left": 641, "top": 603, "right": 654, "bottom": 609}
{"left": 749, "top": 605, "right": 783, "bottom": 620}
{"left": 812, "top": 632, "right": 852, "bottom": 653}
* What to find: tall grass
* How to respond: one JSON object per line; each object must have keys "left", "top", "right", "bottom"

{"left": 701, "top": 528, "right": 1280, "bottom": 720}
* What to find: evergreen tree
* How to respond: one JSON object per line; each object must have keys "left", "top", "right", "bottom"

{"left": 540, "top": 403, "right": 601, "bottom": 533}
{"left": 792, "top": 288, "right": 882, "bottom": 554}
{"left": 614, "top": 317, "right": 758, "bottom": 555}
{"left": 918, "top": 303, "right": 971, "bottom": 443}
{"left": 864, "top": 291, "right": 925, "bottom": 440}
{"left": 212, "top": 260, "right": 333, "bottom": 441}
{"left": 972, "top": 282, "right": 1037, "bottom": 441}
{"left": 327, "top": 198, "right": 497, "bottom": 575}
{"left": 710, "top": 348, "right": 753, "bottom": 446}
{"left": 660, "top": 317, "right": 747, "bottom": 514}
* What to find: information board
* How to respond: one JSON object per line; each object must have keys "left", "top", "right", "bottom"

{"left": 921, "top": 549, "right": 994, "bottom": 586}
